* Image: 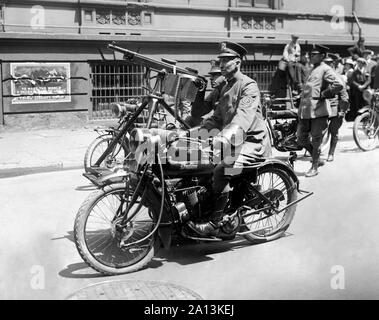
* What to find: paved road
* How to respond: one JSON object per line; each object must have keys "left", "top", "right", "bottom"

{"left": 1, "top": 123, "right": 379, "bottom": 300}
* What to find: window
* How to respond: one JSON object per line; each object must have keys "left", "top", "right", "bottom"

{"left": 90, "top": 61, "right": 147, "bottom": 119}
{"left": 242, "top": 61, "right": 277, "bottom": 93}
{"left": 237, "top": 0, "right": 273, "bottom": 8}
{"left": 84, "top": 10, "right": 93, "bottom": 22}
{"left": 144, "top": 12, "right": 152, "bottom": 25}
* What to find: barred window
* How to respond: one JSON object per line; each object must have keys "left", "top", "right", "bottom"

{"left": 89, "top": 61, "right": 146, "bottom": 119}
{"left": 242, "top": 61, "right": 277, "bottom": 94}
{"left": 237, "top": 0, "right": 274, "bottom": 9}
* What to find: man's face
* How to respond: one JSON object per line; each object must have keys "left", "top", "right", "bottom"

{"left": 209, "top": 73, "right": 222, "bottom": 88}
{"left": 220, "top": 57, "right": 240, "bottom": 78}
{"left": 310, "top": 52, "right": 323, "bottom": 65}
{"left": 292, "top": 36, "right": 298, "bottom": 43}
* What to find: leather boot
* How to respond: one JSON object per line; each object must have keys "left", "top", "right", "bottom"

{"left": 306, "top": 149, "right": 321, "bottom": 177}
{"left": 305, "top": 162, "right": 319, "bottom": 177}
{"left": 327, "top": 138, "right": 338, "bottom": 162}
{"left": 188, "top": 192, "right": 229, "bottom": 237}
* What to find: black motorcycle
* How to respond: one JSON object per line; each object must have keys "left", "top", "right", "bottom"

{"left": 74, "top": 76, "right": 313, "bottom": 275}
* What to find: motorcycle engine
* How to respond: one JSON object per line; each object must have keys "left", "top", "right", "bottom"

{"left": 273, "top": 120, "right": 298, "bottom": 149}
{"left": 174, "top": 179, "right": 210, "bottom": 222}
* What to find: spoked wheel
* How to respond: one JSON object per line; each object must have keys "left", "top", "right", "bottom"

{"left": 84, "top": 134, "right": 130, "bottom": 172}
{"left": 353, "top": 112, "right": 379, "bottom": 151}
{"left": 242, "top": 167, "right": 298, "bottom": 244}
{"left": 74, "top": 182, "right": 158, "bottom": 275}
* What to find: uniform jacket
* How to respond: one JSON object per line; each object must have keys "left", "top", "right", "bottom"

{"left": 329, "top": 74, "right": 350, "bottom": 117}
{"left": 298, "top": 62, "right": 343, "bottom": 119}
{"left": 191, "top": 71, "right": 271, "bottom": 159}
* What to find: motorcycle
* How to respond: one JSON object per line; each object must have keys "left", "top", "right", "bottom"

{"left": 74, "top": 70, "right": 313, "bottom": 276}
{"left": 262, "top": 93, "right": 331, "bottom": 164}
{"left": 353, "top": 89, "right": 379, "bottom": 151}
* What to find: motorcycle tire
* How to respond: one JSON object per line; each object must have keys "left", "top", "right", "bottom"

{"left": 353, "top": 112, "right": 379, "bottom": 151}
{"left": 74, "top": 183, "right": 159, "bottom": 276}
{"left": 84, "top": 134, "right": 129, "bottom": 172}
{"left": 242, "top": 167, "right": 298, "bottom": 244}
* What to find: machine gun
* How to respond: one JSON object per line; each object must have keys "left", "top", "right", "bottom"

{"left": 108, "top": 42, "right": 206, "bottom": 109}
{"left": 108, "top": 43, "right": 201, "bottom": 92}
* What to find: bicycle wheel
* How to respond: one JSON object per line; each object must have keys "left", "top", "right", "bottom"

{"left": 353, "top": 112, "right": 379, "bottom": 151}
{"left": 84, "top": 135, "right": 129, "bottom": 172}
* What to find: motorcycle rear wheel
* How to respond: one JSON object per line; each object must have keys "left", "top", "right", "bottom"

{"left": 74, "top": 183, "right": 159, "bottom": 276}
{"left": 353, "top": 112, "right": 379, "bottom": 151}
{"left": 84, "top": 134, "right": 129, "bottom": 172}
{"left": 242, "top": 167, "right": 297, "bottom": 244}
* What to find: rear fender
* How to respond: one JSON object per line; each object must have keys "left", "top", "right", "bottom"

{"left": 257, "top": 159, "right": 299, "bottom": 188}
{"left": 241, "top": 159, "right": 299, "bottom": 189}
{"left": 357, "top": 106, "right": 371, "bottom": 115}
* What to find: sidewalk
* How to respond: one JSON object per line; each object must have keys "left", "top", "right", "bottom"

{"left": 0, "top": 121, "right": 357, "bottom": 178}
{"left": 0, "top": 128, "right": 98, "bottom": 177}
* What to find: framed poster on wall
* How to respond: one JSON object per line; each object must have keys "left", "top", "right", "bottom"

{"left": 10, "top": 62, "right": 71, "bottom": 104}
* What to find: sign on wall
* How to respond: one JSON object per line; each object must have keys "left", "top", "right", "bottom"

{"left": 10, "top": 63, "right": 71, "bottom": 104}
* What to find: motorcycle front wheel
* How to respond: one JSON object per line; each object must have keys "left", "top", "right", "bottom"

{"left": 353, "top": 112, "right": 379, "bottom": 151}
{"left": 84, "top": 134, "right": 129, "bottom": 172}
{"left": 74, "top": 183, "right": 159, "bottom": 275}
{"left": 242, "top": 166, "right": 298, "bottom": 244}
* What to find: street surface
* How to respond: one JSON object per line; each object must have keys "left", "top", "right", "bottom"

{"left": 1, "top": 122, "right": 379, "bottom": 300}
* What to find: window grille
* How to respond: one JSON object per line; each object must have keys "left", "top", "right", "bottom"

{"left": 89, "top": 61, "right": 146, "bottom": 119}
{"left": 242, "top": 61, "right": 277, "bottom": 94}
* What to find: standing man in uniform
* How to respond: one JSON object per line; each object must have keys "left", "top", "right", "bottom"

{"left": 323, "top": 55, "right": 350, "bottom": 162}
{"left": 188, "top": 41, "right": 271, "bottom": 237}
{"left": 297, "top": 44, "right": 343, "bottom": 177}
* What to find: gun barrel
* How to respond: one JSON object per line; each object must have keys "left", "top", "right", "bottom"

{"left": 108, "top": 44, "right": 196, "bottom": 76}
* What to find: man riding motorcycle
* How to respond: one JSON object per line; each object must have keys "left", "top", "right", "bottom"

{"left": 188, "top": 41, "right": 272, "bottom": 237}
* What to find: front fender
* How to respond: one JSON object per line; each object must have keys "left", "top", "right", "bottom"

{"left": 97, "top": 170, "right": 129, "bottom": 185}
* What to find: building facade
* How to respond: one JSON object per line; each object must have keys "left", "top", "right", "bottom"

{"left": 0, "top": 0, "right": 378, "bottom": 125}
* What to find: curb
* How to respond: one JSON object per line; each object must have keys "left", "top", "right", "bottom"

{"left": 0, "top": 163, "right": 83, "bottom": 179}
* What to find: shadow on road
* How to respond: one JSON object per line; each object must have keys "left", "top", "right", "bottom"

{"left": 57, "top": 231, "right": 293, "bottom": 278}
{"left": 59, "top": 262, "right": 106, "bottom": 279}
{"left": 51, "top": 231, "right": 75, "bottom": 243}
{"left": 340, "top": 147, "right": 363, "bottom": 153}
